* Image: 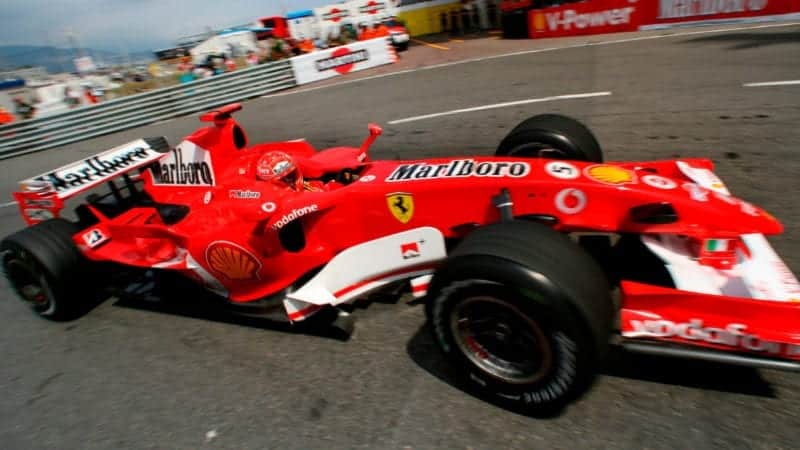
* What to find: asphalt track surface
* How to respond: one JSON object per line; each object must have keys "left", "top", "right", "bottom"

{"left": 1, "top": 24, "right": 800, "bottom": 450}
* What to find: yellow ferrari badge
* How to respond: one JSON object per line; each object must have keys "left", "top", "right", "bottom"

{"left": 386, "top": 192, "right": 414, "bottom": 224}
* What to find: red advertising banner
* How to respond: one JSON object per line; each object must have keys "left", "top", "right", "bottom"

{"left": 527, "top": 0, "right": 642, "bottom": 38}
{"left": 640, "top": 0, "right": 800, "bottom": 28}
{"left": 527, "top": 0, "right": 800, "bottom": 39}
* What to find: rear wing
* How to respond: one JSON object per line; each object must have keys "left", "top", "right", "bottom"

{"left": 13, "top": 137, "right": 170, "bottom": 225}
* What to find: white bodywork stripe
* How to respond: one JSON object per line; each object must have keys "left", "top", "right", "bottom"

{"left": 642, "top": 234, "right": 800, "bottom": 302}
{"left": 287, "top": 226, "right": 446, "bottom": 307}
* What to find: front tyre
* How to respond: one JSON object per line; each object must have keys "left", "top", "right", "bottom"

{"left": 428, "top": 221, "right": 613, "bottom": 413}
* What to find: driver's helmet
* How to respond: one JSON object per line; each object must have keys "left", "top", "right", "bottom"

{"left": 256, "top": 151, "right": 303, "bottom": 190}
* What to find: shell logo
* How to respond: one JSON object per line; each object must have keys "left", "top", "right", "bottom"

{"left": 533, "top": 13, "right": 546, "bottom": 31}
{"left": 585, "top": 165, "right": 636, "bottom": 185}
{"left": 205, "top": 241, "right": 261, "bottom": 280}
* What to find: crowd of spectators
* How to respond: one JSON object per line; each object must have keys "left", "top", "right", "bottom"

{"left": 175, "top": 20, "right": 397, "bottom": 84}
{"left": 0, "top": 19, "right": 402, "bottom": 123}
{"left": 0, "top": 81, "right": 105, "bottom": 124}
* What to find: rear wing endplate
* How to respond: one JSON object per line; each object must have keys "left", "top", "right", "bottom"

{"left": 13, "top": 137, "right": 169, "bottom": 224}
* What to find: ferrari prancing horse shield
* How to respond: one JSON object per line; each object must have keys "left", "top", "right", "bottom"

{"left": 386, "top": 192, "right": 414, "bottom": 224}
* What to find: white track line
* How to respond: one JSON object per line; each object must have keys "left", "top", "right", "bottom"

{"left": 0, "top": 201, "right": 16, "bottom": 209}
{"left": 743, "top": 80, "right": 800, "bottom": 87}
{"left": 388, "top": 92, "right": 612, "bottom": 124}
{"left": 261, "top": 22, "right": 799, "bottom": 101}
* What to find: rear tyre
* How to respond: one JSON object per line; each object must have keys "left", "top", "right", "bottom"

{"left": 496, "top": 114, "right": 603, "bottom": 162}
{"left": 1, "top": 219, "right": 89, "bottom": 320}
{"left": 427, "top": 221, "right": 613, "bottom": 414}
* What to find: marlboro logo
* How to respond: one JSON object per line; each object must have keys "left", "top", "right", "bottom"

{"left": 322, "top": 8, "right": 350, "bottom": 22}
{"left": 151, "top": 141, "right": 215, "bottom": 186}
{"left": 400, "top": 241, "right": 420, "bottom": 259}
{"left": 26, "top": 138, "right": 163, "bottom": 198}
{"left": 315, "top": 48, "right": 369, "bottom": 74}
{"left": 385, "top": 159, "right": 530, "bottom": 182}
{"left": 359, "top": 1, "right": 386, "bottom": 14}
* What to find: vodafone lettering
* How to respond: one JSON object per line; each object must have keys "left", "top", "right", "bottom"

{"left": 272, "top": 205, "right": 319, "bottom": 230}
{"left": 627, "top": 318, "right": 800, "bottom": 357}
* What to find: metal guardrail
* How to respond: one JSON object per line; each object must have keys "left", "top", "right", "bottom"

{"left": 0, "top": 59, "right": 296, "bottom": 160}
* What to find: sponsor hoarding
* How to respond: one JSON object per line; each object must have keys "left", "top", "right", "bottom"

{"left": 528, "top": 0, "right": 640, "bottom": 38}
{"left": 642, "top": 0, "right": 799, "bottom": 27}
{"left": 526, "top": 0, "right": 800, "bottom": 39}
{"left": 290, "top": 37, "right": 396, "bottom": 85}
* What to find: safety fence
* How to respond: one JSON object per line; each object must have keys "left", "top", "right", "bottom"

{"left": 0, "top": 37, "right": 397, "bottom": 161}
{"left": 0, "top": 59, "right": 295, "bottom": 160}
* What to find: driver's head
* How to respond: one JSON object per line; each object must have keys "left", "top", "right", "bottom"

{"left": 256, "top": 151, "right": 303, "bottom": 190}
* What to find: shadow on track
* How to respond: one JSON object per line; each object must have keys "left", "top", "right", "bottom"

{"left": 105, "top": 275, "right": 354, "bottom": 341}
{"left": 682, "top": 31, "right": 800, "bottom": 50}
{"left": 406, "top": 322, "right": 776, "bottom": 417}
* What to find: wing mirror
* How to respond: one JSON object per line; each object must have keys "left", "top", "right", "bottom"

{"left": 360, "top": 123, "right": 383, "bottom": 154}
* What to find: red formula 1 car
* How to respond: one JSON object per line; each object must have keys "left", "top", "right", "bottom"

{"left": 3, "top": 103, "right": 799, "bottom": 413}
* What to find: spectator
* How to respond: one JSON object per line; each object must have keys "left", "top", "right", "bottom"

{"left": 178, "top": 56, "right": 196, "bottom": 83}
{"left": 224, "top": 57, "right": 236, "bottom": 72}
{"left": 450, "top": 9, "right": 461, "bottom": 35}
{"left": 193, "top": 65, "right": 213, "bottom": 78}
{"left": 298, "top": 38, "right": 315, "bottom": 54}
{"left": 358, "top": 23, "right": 373, "bottom": 40}
{"left": 340, "top": 23, "right": 358, "bottom": 43}
{"left": 177, "top": 56, "right": 193, "bottom": 72}
{"left": 84, "top": 86, "right": 98, "bottom": 104}
{"left": 13, "top": 97, "right": 36, "bottom": 120}
{"left": 375, "top": 21, "right": 390, "bottom": 38}
{"left": 246, "top": 50, "right": 259, "bottom": 66}
{"left": 461, "top": 0, "right": 476, "bottom": 33}
{"left": 270, "top": 38, "right": 290, "bottom": 60}
{"left": 287, "top": 39, "right": 302, "bottom": 57}
{"left": 179, "top": 66, "right": 196, "bottom": 83}
{"left": 0, "top": 107, "right": 14, "bottom": 124}
{"left": 314, "top": 35, "right": 329, "bottom": 50}
{"left": 64, "top": 86, "right": 81, "bottom": 108}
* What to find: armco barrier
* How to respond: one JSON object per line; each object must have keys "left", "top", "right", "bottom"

{"left": 0, "top": 37, "right": 398, "bottom": 161}
{"left": 0, "top": 59, "right": 296, "bottom": 160}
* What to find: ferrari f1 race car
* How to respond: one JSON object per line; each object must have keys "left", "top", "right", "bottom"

{"left": 3, "top": 103, "right": 799, "bottom": 413}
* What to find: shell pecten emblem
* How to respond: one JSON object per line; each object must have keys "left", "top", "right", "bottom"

{"left": 585, "top": 165, "right": 636, "bottom": 185}
{"left": 205, "top": 241, "right": 262, "bottom": 280}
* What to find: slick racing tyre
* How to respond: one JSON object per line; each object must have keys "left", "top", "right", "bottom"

{"left": 427, "top": 221, "right": 613, "bottom": 414}
{"left": 1, "top": 219, "right": 88, "bottom": 320}
{"left": 496, "top": 114, "right": 603, "bottom": 162}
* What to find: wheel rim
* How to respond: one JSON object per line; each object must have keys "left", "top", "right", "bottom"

{"left": 508, "top": 142, "right": 566, "bottom": 159}
{"left": 450, "top": 295, "right": 553, "bottom": 385}
{"left": 2, "top": 250, "right": 53, "bottom": 310}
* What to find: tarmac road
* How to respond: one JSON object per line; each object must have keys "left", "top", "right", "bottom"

{"left": 1, "top": 24, "right": 799, "bottom": 450}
